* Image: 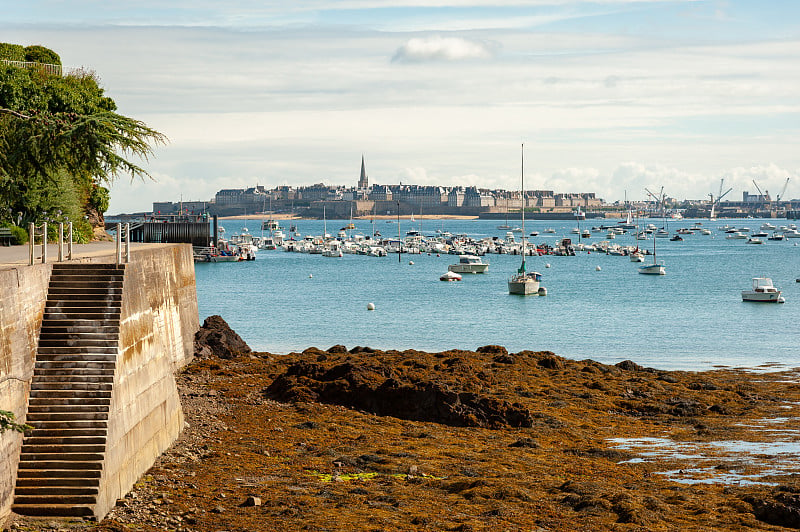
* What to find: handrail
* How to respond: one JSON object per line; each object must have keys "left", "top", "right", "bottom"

{"left": 28, "top": 221, "right": 75, "bottom": 265}
{"left": 115, "top": 223, "right": 131, "bottom": 265}
{"left": 1, "top": 59, "right": 63, "bottom": 76}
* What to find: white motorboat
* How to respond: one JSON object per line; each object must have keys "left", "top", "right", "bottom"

{"left": 761, "top": 222, "right": 776, "bottom": 231}
{"left": 544, "top": 228, "right": 556, "bottom": 234}
{"left": 784, "top": 229, "right": 800, "bottom": 238}
{"left": 727, "top": 232, "right": 748, "bottom": 239}
{"left": 448, "top": 255, "right": 489, "bottom": 274}
{"left": 440, "top": 271, "right": 462, "bottom": 282}
{"left": 746, "top": 237, "right": 764, "bottom": 245}
{"left": 742, "top": 277, "right": 785, "bottom": 303}
{"left": 630, "top": 251, "right": 645, "bottom": 262}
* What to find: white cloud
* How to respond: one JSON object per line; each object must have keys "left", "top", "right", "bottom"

{"left": 392, "top": 36, "right": 496, "bottom": 62}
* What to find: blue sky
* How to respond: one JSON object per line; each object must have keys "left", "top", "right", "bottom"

{"left": 4, "top": 0, "right": 800, "bottom": 213}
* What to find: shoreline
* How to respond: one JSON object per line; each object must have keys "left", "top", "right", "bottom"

{"left": 17, "top": 318, "right": 795, "bottom": 532}
{"left": 219, "top": 214, "right": 479, "bottom": 221}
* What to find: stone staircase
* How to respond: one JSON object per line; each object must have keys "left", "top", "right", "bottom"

{"left": 12, "top": 263, "right": 125, "bottom": 518}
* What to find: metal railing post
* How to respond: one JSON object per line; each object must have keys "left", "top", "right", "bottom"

{"left": 41, "top": 222, "right": 47, "bottom": 264}
{"left": 67, "top": 222, "right": 73, "bottom": 260}
{"left": 124, "top": 223, "right": 130, "bottom": 263}
{"left": 116, "top": 223, "right": 122, "bottom": 266}
{"left": 28, "top": 222, "right": 34, "bottom": 266}
{"left": 58, "top": 223, "right": 64, "bottom": 262}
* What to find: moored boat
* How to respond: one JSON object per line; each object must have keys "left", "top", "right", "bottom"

{"left": 448, "top": 255, "right": 489, "bottom": 274}
{"left": 742, "top": 277, "right": 785, "bottom": 303}
{"left": 440, "top": 271, "right": 462, "bottom": 282}
{"left": 508, "top": 144, "right": 544, "bottom": 296}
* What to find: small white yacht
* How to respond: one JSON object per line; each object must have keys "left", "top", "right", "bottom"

{"left": 448, "top": 255, "right": 489, "bottom": 274}
{"left": 726, "top": 232, "right": 747, "bottom": 239}
{"left": 742, "top": 278, "right": 785, "bottom": 303}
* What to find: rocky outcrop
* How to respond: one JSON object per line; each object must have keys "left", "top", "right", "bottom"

{"left": 194, "top": 315, "right": 251, "bottom": 359}
{"left": 264, "top": 349, "right": 534, "bottom": 429}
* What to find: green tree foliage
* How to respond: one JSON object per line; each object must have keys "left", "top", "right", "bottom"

{"left": 0, "top": 43, "right": 25, "bottom": 62}
{"left": 0, "top": 43, "right": 166, "bottom": 232}
{"left": 0, "top": 410, "right": 30, "bottom": 434}
{"left": 24, "top": 45, "right": 61, "bottom": 66}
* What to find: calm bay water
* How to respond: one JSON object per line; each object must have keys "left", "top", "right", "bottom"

{"left": 196, "top": 218, "right": 800, "bottom": 371}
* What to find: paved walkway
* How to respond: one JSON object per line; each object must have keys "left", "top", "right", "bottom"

{"left": 0, "top": 242, "right": 168, "bottom": 270}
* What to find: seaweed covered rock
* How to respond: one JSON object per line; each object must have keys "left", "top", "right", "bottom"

{"left": 194, "top": 315, "right": 251, "bottom": 359}
{"left": 746, "top": 487, "right": 800, "bottom": 528}
{"left": 264, "top": 350, "right": 534, "bottom": 429}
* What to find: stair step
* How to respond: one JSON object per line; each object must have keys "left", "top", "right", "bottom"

{"left": 21, "top": 444, "right": 106, "bottom": 454}
{"left": 36, "top": 352, "right": 117, "bottom": 360}
{"left": 17, "top": 460, "right": 103, "bottom": 470}
{"left": 46, "top": 299, "right": 121, "bottom": 308}
{"left": 25, "top": 428, "right": 107, "bottom": 438}
{"left": 15, "top": 477, "right": 100, "bottom": 487}
{"left": 27, "top": 420, "right": 108, "bottom": 429}
{"left": 30, "top": 392, "right": 111, "bottom": 401}
{"left": 40, "top": 326, "right": 119, "bottom": 335}
{"left": 27, "top": 404, "right": 109, "bottom": 414}
{"left": 52, "top": 263, "right": 125, "bottom": 269}
{"left": 14, "top": 486, "right": 99, "bottom": 496}
{"left": 38, "top": 336, "right": 119, "bottom": 345}
{"left": 31, "top": 375, "right": 114, "bottom": 384}
{"left": 24, "top": 436, "right": 106, "bottom": 446}
{"left": 33, "top": 369, "right": 114, "bottom": 378}
{"left": 31, "top": 382, "right": 112, "bottom": 391}
{"left": 43, "top": 314, "right": 121, "bottom": 322}
{"left": 13, "top": 495, "right": 97, "bottom": 506}
{"left": 34, "top": 361, "right": 115, "bottom": 371}
{"left": 46, "top": 289, "right": 123, "bottom": 298}
{"left": 45, "top": 292, "right": 122, "bottom": 300}
{"left": 11, "top": 503, "right": 95, "bottom": 517}
{"left": 40, "top": 320, "right": 120, "bottom": 329}
{"left": 48, "top": 280, "right": 122, "bottom": 289}
{"left": 16, "top": 467, "right": 102, "bottom": 479}
{"left": 26, "top": 411, "right": 108, "bottom": 422}
{"left": 39, "top": 338, "right": 118, "bottom": 347}
{"left": 21, "top": 451, "right": 105, "bottom": 462}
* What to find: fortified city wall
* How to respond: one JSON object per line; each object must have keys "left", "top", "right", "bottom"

{"left": 0, "top": 244, "right": 198, "bottom": 521}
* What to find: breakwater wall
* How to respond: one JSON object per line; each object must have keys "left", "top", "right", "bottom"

{"left": 0, "top": 244, "right": 198, "bottom": 521}
{"left": 0, "top": 264, "right": 50, "bottom": 521}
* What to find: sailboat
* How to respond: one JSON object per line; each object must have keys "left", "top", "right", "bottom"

{"left": 508, "top": 144, "right": 543, "bottom": 295}
{"left": 638, "top": 231, "right": 665, "bottom": 275}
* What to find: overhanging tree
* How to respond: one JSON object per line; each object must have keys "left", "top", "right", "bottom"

{"left": 0, "top": 44, "right": 166, "bottom": 240}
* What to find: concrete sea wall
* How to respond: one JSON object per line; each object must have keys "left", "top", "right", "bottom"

{"left": 0, "top": 264, "right": 50, "bottom": 521}
{"left": 0, "top": 244, "right": 198, "bottom": 521}
{"left": 95, "top": 245, "right": 198, "bottom": 518}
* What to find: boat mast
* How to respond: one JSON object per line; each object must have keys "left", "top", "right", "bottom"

{"left": 521, "top": 143, "right": 526, "bottom": 271}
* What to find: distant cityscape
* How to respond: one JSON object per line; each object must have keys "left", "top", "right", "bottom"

{"left": 148, "top": 158, "right": 799, "bottom": 220}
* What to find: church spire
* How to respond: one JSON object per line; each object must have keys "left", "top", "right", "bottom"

{"left": 358, "top": 154, "right": 369, "bottom": 189}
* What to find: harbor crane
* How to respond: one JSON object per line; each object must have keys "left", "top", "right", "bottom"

{"left": 776, "top": 177, "right": 790, "bottom": 202}
{"left": 752, "top": 180, "right": 769, "bottom": 213}
{"left": 708, "top": 178, "right": 732, "bottom": 219}
{"left": 645, "top": 186, "right": 665, "bottom": 219}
